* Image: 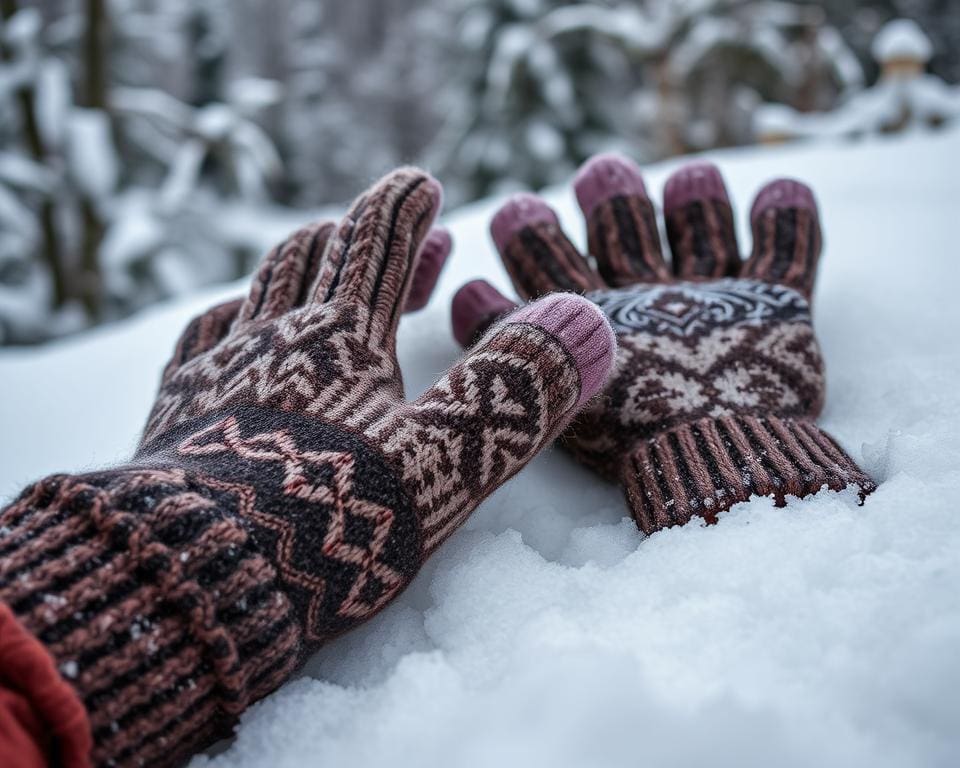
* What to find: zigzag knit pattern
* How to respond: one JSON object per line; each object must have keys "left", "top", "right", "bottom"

{"left": 0, "top": 167, "right": 617, "bottom": 768}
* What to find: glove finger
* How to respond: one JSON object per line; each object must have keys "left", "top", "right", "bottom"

{"left": 491, "top": 194, "right": 605, "bottom": 300}
{"left": 235, "top": 219, "right": 337, "bottom": 325}
{"left": 573, "top": 153, "right": 671, "bottom": 287}
{"left": 372, "top": 292, "right": 616, "bottom": 555}
{"left": 404, "top": 227, "right": 452, "bottom": 313}
{"left": 450, "top": 279, "right": 519, "bottom": 347}
{"left": 663, "top": 162, "right": 741, "bottom": 279}
{"left": 741, "top": 179, "right": 822, "bottom": 300}
{"left": 294, "top": 220, "right": 338, "bottom": 307}
{"left": 309, "top": 167, "right": 443, "bottom": 338}
{"left": 160, "top": 297, "right": 242, "bottom": 385}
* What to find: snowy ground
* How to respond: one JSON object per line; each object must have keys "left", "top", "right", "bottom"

{"left": 2, "top": 129, "right": 959, "bottom": 767}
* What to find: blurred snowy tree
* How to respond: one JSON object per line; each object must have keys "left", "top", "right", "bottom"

{"left": 0, "top": 0, "right": 284, "bottom": 343}
{"left": 754, "top": 18, "right": 960, "bottom": 142}
{"left": 427, "top": 0, "right": 863, "bottom": 204}
{"left": 1, "top": 0, "right": 956, "bottom": 343}
{"left": 426, "top": 0, "right": 638, "bottom": 204}
{"left": 281, "top": 0, "right": 442, "bottom": 205}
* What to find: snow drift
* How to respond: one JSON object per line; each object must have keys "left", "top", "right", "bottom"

{"left": 1, "top": 128, "right": 959, "bottom": 767}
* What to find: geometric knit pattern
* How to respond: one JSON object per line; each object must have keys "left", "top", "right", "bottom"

{"left": 0, "top": 167, "right": 614, "bottom": 768}
{"left": 571, "top": 279, "right": 824, "bottom": 474}
{"left": 374, "top": 323, "right": 581, "bottom": 553}
{"left": 453, "top": 154, "right": 875, "bottom": 535}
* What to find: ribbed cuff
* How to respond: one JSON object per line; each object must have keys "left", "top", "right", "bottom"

{"left": 622, "top": 415, "right": 876, "bottom": 535}
{"left": 0, "top": 469, "right": 301, "bottom": 768}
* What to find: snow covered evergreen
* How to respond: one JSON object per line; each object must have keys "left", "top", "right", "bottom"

{"left": 0, "top": 0, "right": 290, "bottom": 343}
{"left": 429, "top": 0, "right": 863, "bottom": 205}
{"left": 0, "top": 1, "right": 957, "bottom": 343}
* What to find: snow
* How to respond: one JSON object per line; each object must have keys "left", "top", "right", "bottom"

{"left": 872, "top": 19, "right": 933, "bottom": 64}
{"left": 34, "top": 59, "right": 71, "bottom": 149}
{"left": 66, "top": 109, "right": 119, "bottom": 200}
{"left": 2, "top": 129, "right": 960, "bottom": 767}
{"left": 225, "top": 77, "right": 283, "bottom": 114}
{"left": 754, "top": 72, "right": 960, "bottom": 140}
{"left": 2, "top": 7, "right": 42, "bottom": 48}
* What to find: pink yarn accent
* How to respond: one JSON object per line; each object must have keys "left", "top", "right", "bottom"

{"left": 663, "top": 162, "right": 731, "bottom": 213}
{"left": 406, "top": 228, "right": 452, "bottom": 312}
{"left": 451, "top": 280, "right": 518, "bottom": 347}
{"left": 750, "top": 178, "right": 818, "bottom": 222}
{"left": 573, "top": 153, "right": 648, "bottom": 218}
{"left": 506, "top": 294, "right": 616, "bottom": 406}
{"left": 490, "top": 194, "right": 559, "bottom": 253}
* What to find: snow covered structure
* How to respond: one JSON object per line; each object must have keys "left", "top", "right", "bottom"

{"left": 755, "top": 19, "right": 960, "bottom": 143}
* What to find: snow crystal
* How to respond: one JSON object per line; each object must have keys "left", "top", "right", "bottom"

{"left": 2, "top": 130, "right": 960, "bottom": 768}
{"left": 59, "top": 660, "right": 78, "bottom": 679}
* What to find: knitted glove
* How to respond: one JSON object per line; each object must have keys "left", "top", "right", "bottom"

{"left": 452, "top": 155, "right": 875, "bottom": 535}
{"left": 0, "top": 167, "right": 616, "bottom": 768}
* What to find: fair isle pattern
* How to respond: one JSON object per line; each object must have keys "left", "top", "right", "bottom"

{"left": 0, "top": 406, "right": 422, "bottom": 767}
{"left": 0, "top": 166, "right": 608, "bottom": 768}
{"left": 143, "top": 302, "right": 402, "bottom": 444}
{"left": 372, "top": 324, "right": 581, "bottom": 554}
{"left": 474, "top": 157, "right": 876, "bottom": 535}
{"left": 0, "top": 307, "right": 583, "bottom": 768}
{"left": 585, "top": 279, "right": 810, "bottom": 337}
{"left": 566, "top": 285, "right": 824, "bottom": 477}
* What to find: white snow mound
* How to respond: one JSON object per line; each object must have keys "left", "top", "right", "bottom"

{"left": 1, "top": 128, "right": 959, "bottom": 768}
{"left": 872, "top": 19, "right": 933, "bottom": 64}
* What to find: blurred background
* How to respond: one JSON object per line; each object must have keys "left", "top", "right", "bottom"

{"left": 0, "top": 0, "right": 956, "bottom": 344}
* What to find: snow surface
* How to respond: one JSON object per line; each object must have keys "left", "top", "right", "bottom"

{"left": 2, "top": 129, "right": 960, "bottom": 767}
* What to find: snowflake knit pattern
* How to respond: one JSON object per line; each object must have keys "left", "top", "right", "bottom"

{"left": 452, "top": 154, "right": 875, "bottom": 535}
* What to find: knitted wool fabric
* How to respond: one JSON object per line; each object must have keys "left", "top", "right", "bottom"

{"left": 452, "top": 154, "right": 876, "bottom": 535}
{"left": 0, "top": 167, "right": 617, "bottom": 768}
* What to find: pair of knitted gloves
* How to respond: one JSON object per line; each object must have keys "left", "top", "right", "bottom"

{"left": 0, "top": 157, "right": 874, "bottom": 768}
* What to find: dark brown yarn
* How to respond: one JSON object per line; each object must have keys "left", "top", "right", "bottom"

{"left": 587, "top": 194, "right": 672, "bottom": 286}
{"left": 665, "top": 198, "right": 742, "bottom": 279}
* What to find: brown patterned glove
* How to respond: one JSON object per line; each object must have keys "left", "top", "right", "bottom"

{"left": 452, "top": 154, "right": 875, "bottom": 535}
{"left": 0, "top": 168, "right": 616, "bottom": 768}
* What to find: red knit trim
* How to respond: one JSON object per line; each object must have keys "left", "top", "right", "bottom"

{"left": 0, "top": 602, "right": 92, "bottom": 768}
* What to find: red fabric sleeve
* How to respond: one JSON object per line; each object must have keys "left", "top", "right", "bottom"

{"left": 0, "top": 602, "right": 91, "bottom": 768}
